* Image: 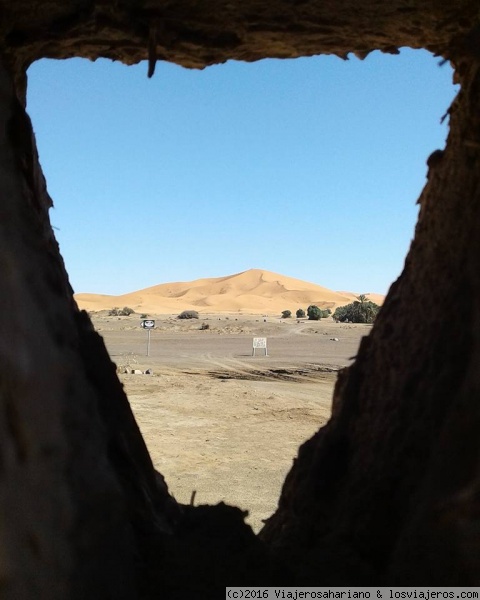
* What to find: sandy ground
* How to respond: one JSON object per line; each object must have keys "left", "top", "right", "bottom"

{"left": 92, "top": 312, "right": 371, "bottom": 532}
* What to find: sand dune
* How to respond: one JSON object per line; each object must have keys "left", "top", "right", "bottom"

{"left": 75, "top": 268, "right": 384, "bottom": 315}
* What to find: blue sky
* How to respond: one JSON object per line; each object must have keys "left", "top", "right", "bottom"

{"left": 27, "top": 49, "right": 457, "bottom": 296}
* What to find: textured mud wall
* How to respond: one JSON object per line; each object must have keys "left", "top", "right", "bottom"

{"left": 0, "top": 1, "right": 479, "bottom": 597}
{"left": 1, "top": 1, "right": 479, "bottom": 90}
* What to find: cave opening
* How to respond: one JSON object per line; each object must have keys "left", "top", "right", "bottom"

{"left": 24, "top": 49, "right": 459, "bottom": 533}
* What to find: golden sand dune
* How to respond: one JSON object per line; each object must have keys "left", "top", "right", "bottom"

{"left": 75, "top": 269, "right": 384, "bottom": 315}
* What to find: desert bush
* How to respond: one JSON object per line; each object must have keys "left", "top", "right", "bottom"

{"left": 140, "top": 313, "right": 148, "bottom": 319}
{"left": 200, "top": 322, "right": 210, "bottom": 330}
{"left": 281, "top": 310, "right": 292, "bottom": 319}
{"left": 109, "top": 306, "right": 135, "bottom": 316}
{"left": 296, "top": 308, "right": 306, "bottom": 318}
{"left": 178, "top": 310, "right": 199, "bottom": 319}
{"left": 307, "top": 305, "right": 322, "bottom": 320}
{"left": 333, "top": 295, "right": 380, "bottom": 324}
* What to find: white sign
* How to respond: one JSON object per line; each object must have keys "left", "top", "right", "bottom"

{"left": 141, "top": 320, "right": 155, "bottom": 356}
{"left": 252, "top": 337, "right": 268, "bottom": 356}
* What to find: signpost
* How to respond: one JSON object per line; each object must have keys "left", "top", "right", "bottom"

{"left": 141, "top": 319, "right": 155, "bottom": 356}
{"left": 252, "top": 337, "right": 268, "bottom": 356}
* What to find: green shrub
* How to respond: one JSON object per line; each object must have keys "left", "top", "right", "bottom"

{"left": 296, "top": 308, "right": 306, "bottom": 318}
{"left": 333, "top": 295, "right": 380, "bottom": 324}
{"left": 281, "top": 310, "right": 292, "bottom": 319}
{"left": 307, "top": 305, "right": 322, "bottom": 320}
{"left": 178, "top": 310, "right": 199, "bottom": 319}
{"left": 109, "top": 306, "right": 135, "bottom": 316}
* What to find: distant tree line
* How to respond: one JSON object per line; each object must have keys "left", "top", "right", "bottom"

{"left": 281, "top": 305, "right": 331, "bottom": 320}
{"left": 281, "top": 295, "right": 380, "bottom": 324}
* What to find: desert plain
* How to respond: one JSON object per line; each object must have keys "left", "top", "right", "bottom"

{"left": 77, "top": 270, "right": 382, "bottom": 532}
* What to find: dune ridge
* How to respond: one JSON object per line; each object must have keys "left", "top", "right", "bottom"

{"left": 74, "top": 268, "right": 384, "bottom": 314}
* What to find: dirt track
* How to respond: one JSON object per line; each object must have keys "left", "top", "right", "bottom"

{"left": 93, "top": 312, "right": 371, "bottom": 531}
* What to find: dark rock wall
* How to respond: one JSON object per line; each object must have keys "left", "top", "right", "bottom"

{"left": 0, "top": 1, "right": 479, "bottom": 596}
{"left": 1, "top": 1, "right": 478, "bottom": 74}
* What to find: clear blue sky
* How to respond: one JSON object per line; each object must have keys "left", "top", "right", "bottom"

{"left": 26, "top": 49, "right": 457, "bottom": 296}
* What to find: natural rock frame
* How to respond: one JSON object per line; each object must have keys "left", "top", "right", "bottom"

{"left": 0, "top": 2, "right": 479, "bottom": 597}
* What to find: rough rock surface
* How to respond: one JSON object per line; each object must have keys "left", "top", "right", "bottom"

{"left": 0, "top": 1, "right": 479, "bottom": 597}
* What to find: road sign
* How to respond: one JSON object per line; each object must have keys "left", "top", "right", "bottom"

{"left": 141, "top": 320, "right": 155, "bottom": 355}
{"left": 252, "top": 337, "right": 268, "bottom": 356}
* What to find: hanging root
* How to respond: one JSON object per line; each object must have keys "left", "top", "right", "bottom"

{"left": 148, "top": 23, "right": 157, "bottom": 78}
